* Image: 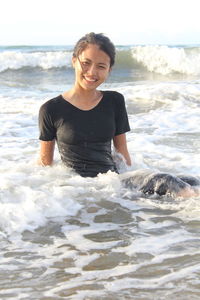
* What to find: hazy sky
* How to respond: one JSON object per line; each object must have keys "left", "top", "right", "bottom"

{"left": 0, "top": 0, "right": 199, "bottom": 45}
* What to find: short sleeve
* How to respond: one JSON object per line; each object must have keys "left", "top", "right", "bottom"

{"left": 114, "top": 92, "right": 130, "bottom": 136}
{"left": 38, "top": 101, "right": 56, "bottom": 141}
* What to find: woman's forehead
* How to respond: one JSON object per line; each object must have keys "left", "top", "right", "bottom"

{"left": 79, "top": 44, "right": 110, "bottom": 64}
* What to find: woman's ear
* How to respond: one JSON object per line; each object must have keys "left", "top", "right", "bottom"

{"left": 72, "top": 56, "right": 76, "bottom": 68}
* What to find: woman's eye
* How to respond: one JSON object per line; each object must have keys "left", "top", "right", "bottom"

{"left": 98, "top": 65, "right": 106, "bottom": 69}
{"left": 82, "top": 61, "right": 90, "bottom": 66}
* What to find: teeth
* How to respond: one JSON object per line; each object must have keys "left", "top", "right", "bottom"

{"left": 84, "top": 77, "right": 96, "bottom": 82}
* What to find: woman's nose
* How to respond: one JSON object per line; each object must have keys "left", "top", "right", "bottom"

{"left": 86, "top": 64, "right": 97, "bottom": 75}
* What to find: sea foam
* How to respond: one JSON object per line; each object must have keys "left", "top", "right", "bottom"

{"left": 131, "top": 45, "right": 200, "bottom": 75}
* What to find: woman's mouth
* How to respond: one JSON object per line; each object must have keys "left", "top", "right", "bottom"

{"left": 83, "top": 76, "right": 98, "bottom": 83}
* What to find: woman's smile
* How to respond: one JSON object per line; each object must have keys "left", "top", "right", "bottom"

{"left": 83, "top": 76, "right": 98, "bottom": 82}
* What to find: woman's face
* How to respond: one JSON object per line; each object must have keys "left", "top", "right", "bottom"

{"left": 72, "top": 44, "right": 111, "bottom": 91}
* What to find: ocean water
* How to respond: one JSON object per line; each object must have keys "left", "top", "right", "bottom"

{"left": 0, "top": 44, "right": 200, "bottom": 299}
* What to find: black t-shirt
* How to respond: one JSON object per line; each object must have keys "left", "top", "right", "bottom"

{"left": 39, "top": 90, "right": 130, "bottom": 177}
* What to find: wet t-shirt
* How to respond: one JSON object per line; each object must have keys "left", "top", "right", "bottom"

{"left": 39, "top": 91, "right": 130, "bottom": 177}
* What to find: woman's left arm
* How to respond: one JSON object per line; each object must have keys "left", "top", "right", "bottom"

{"left": 113, "top": 133, "right": 132, "bottom": 166}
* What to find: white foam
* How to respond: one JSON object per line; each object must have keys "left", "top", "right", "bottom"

{"left": 114, "top": 228, "right": 196, "bottom": 256}
{"left": 0, "top": 163, "right": 82, "bottom": 235}
{"left": 117, "top": 82, "right": 200, "bottom": 175}
{"left": 104, "top": 261, "right": 200, "bottom": 291}
{"left": 0, "top": 51, "right": 72, "bottom": 71}
{"left": 131, "top": 45, "right": 200, "bottom": 75}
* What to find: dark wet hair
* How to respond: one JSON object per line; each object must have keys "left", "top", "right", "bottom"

{"left": 73, "top": 32, "right": 116, "bottom": 67}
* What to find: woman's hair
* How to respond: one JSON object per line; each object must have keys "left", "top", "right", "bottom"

{"left": 73, "top": 32, "right": 116, "bottom": 67}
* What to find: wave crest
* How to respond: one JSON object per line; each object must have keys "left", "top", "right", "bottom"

{"left": 0, "top": 51, "right": 72, "bottom": 72}
{"left": 131, "top": 45, "right": 200, "bottom": 75}
{"left": 0, "top": 45, "right": 200, "bottom": 76}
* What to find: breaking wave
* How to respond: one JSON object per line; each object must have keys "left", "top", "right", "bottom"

{"left": 0, "top": 45, "right": 200, "bottom": 75}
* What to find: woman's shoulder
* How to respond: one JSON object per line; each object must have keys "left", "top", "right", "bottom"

{"left": 40, "top": 95, "right": 63, "bottom": 112}
{"left": 102, "top": 90, "right": 125, "bottom": 107}
{"left": 103, "top": 90, "right": 124, "bottom": 99}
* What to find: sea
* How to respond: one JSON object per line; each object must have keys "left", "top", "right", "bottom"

{"left": 0, "top": 44, "right": 200, "bottom": 299}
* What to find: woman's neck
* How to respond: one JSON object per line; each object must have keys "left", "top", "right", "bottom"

{"left": 72, "top": 86, "right": 99, "bottom": 100}
{"left": 65, "top": 86, "right": 102, "bottom": 103}
{"left": 62, "top": 87, "right": 103, "bottom": 110}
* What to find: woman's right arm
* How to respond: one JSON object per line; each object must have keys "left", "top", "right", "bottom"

{"left": 38, "top": 140, "right": 55, "bottom": 166}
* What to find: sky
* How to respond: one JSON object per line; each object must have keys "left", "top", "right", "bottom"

{"left": 0, "top": 0, "right": 199, "bottom": 45}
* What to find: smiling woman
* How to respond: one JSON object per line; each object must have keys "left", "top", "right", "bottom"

{"left": 70, "top": 44, "right": 111, "bottom": 103}
{"left": 38, "top": 32, "right": 131, "bottom": 177}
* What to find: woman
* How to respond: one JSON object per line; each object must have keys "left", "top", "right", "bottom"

{"left": 38, "top": 33, "right": 199, "bottom": 198}
{"left": 38, "top": 32, "right": 131, "bottom": 177}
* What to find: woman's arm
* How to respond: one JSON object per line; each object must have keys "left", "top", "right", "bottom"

{"left": 113, "top": 133, "right": 132, "bottom": 166}
{"left": 38, "top": 140, "right": 55, "bottom": 166}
